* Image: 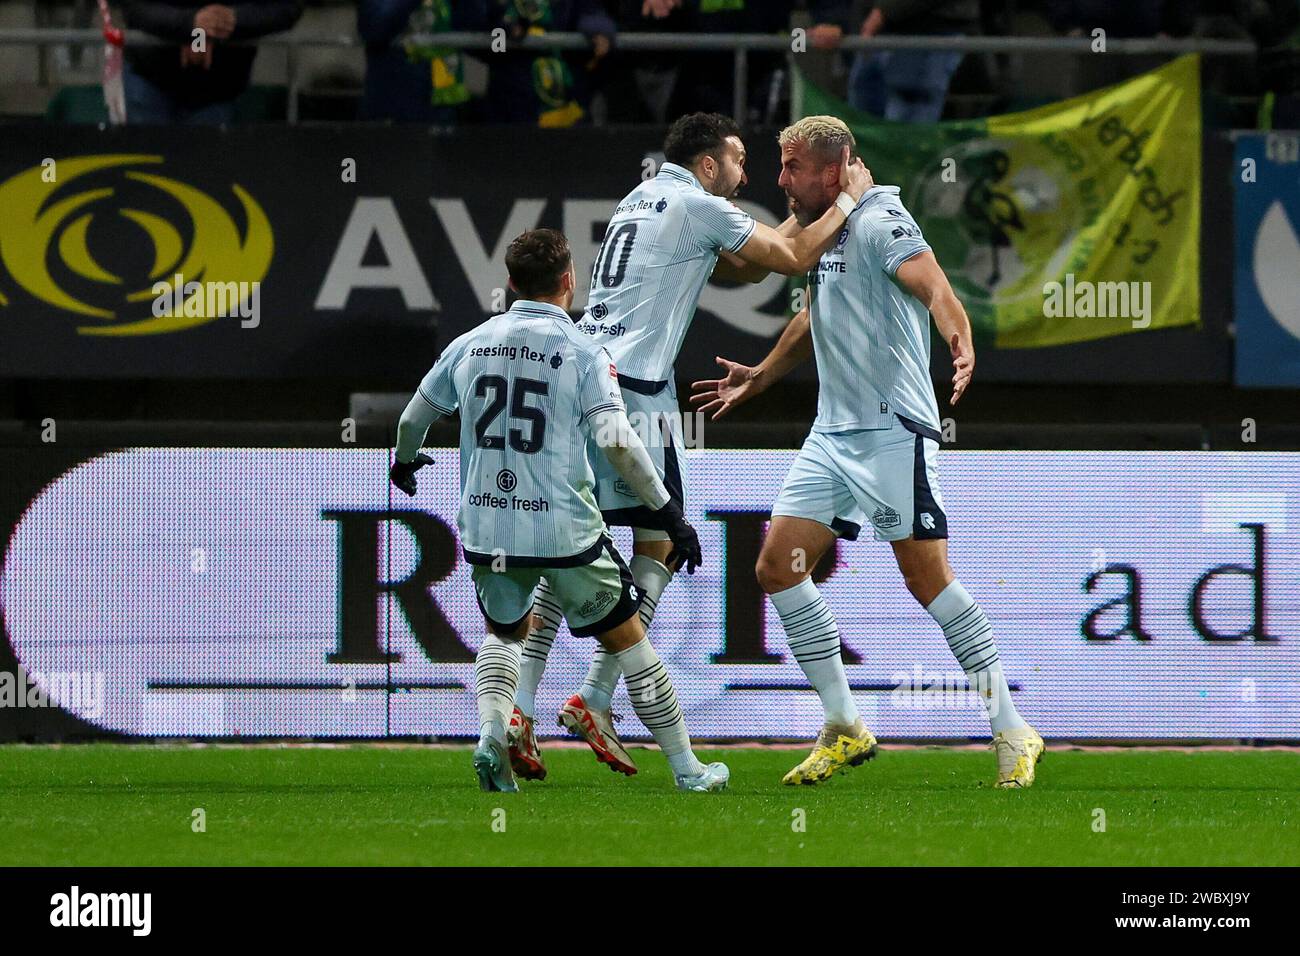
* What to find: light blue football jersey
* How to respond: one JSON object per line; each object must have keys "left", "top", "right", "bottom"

{"left": 416, "top": 300, "right": 625, "bottom": 565}
{"left": 807, "top": 185, "right": 941, "bottom": 434}
{"left": 577, "top": 162, "right": 757, "bottom": 383}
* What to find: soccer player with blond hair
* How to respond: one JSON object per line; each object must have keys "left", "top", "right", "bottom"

{"left": 692, "top": 115, "right": 1044, "bottom": 788}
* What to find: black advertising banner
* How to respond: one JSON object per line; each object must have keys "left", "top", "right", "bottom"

{"left": 0, "top": 125, "right": 1227, "bottom": 383}
{"left": 0, "top": 125, "right": 794, "bottom": 381}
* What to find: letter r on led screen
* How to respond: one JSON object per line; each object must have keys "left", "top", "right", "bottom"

{"left": 1, "top": 449, "right": 1296, "bottom": 739}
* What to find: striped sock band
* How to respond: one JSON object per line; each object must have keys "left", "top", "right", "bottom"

{"left": 577, "top": 555, "right": 672, "bottom": 710}
{"left": 927, "top": 579, "right": 998, "bottom": 674}
{"left": 616, "top": 637, "right": 702, "bottom": 777}
{"left": 770, "top": 578, "right": 858, "bottom": 727}
{"left": 515, "top": 579, "right": 561, "bottom": 718}
{"left": 926, "top": 579, "right": 1026, "bottom": 734}
{"left": 475, "top": 634, "right": 522, "bottom": 743}
{"left": 631, "top": 554, "right": 672, "bottom": 630}
{"left": 638, "top": 595, "right": 658, "bottom": 629}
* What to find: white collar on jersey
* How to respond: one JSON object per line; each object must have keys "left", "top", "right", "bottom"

{"left": 658, "top": 162, "right": 702, "bottom": 190}
{"left": 854, "top": 184, "right": 902, "bottom": 212}
{"left": 509, "top": 299, "right": 572, "bottom": 321}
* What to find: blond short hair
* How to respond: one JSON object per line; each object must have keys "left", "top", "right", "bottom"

{"left": 778, "top": 115, "right": 856, "bottom": 164}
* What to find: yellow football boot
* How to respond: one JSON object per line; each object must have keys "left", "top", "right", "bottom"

{"left": 782, "top": 723, "right": 878, "bottom": 785}
{"left": 991, "top": 725, "right": 1045, "bottom": 788}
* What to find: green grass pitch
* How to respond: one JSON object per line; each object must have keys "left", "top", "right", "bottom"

{"left": 1, "top": 744, "right": 1297, "bottom": 866}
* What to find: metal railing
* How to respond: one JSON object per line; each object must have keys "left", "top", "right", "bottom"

{"left": 0, "top": 28, "right": 1259, "bottom": 123}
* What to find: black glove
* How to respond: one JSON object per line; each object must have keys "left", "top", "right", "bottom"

{"left": 389, "top": 453, "right": 433, "bottom": 496}
{"left": 654, "top": 500, "right": 702, "bottom": 574}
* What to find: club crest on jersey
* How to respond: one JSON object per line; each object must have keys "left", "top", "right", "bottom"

{"left": 872, "top": 505, "right": 901, "bottom": 530}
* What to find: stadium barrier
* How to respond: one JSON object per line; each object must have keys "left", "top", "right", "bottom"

{"left": 0, "top": 28, "right": 1259, "bottom": 123}
{"left": 2, "top": 437, "right": 1295, "bottom": 743}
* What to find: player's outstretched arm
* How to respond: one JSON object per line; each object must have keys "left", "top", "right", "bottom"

{"left": 589, "top": 406, "right": 703, "bottom": 572}
{"left": 895, "top": 251, "right": 975, "bottom": 405}
{"left": 732, "top": 148, "right": 872, "bottom": 276}
{"left": 690, "top": 306, "right": 812, "bottom": 419}
{"left": 711, "top": 215, "right": 799, "bottom": 284}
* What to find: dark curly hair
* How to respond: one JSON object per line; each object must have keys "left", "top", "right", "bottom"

{"left": 663, "top": 112, "right": 742, "bottom": 168}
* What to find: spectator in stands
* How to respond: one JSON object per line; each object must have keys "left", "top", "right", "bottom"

{"left": 358, "top": 0, "right": 490, "bottom": 122}
{"left": 605, "top": 0, "right": 794, "bottom": 124}
{"left": 1043, "top": 1, "right": 1193, "bottom": 102}
{"left": 120, "top": 2, "right": 303, "bottom": 124}
{"left": 485, "top": 0, "right": 616, "bottom": 126}
{"left": 669, "top": 0, "right": 795, "bottom": 123}
{"left": 602, "top": 0, "right": 688, "bottom": 123}
{"left": 1240, "top": 0, "right": 1300, "bottom": 128}
{"left": 1043, "top": 0, "right": 1193, "bottom": 38}
{"left": 810, "top": 0, "right": 979, "bottom": 122}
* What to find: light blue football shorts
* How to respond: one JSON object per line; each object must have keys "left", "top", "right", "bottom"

{"left": 771, "top": 414, "right": 948, "bottom": 542}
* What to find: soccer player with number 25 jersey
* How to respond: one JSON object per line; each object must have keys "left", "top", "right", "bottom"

{"left": 390, "top": 229, "right": 727, "bottom": 794}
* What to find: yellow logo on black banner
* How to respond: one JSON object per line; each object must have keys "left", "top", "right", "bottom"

{"left": 0, "top": 154, "right": 272, "bottom": 335}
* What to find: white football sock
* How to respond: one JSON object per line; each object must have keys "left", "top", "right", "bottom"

{"left": 631, "top": 553, "right": 673, "bottom": 629}
{"left": 926, "top": 579, "right": 1027, "bottom": 734}
{"left": 577, "top": 648, "right": 619, "bottom": 712}
{"left": 475, "top": 634, "right": 522, "bottom": 745}
{"left": 577, "top": 554, "right": 673, "bottom": 711}
{"left": 615, "top": 637, "right": 704, "bottom": 778}
{"left": 516, "top": 579, "right": 561, "bottom": 718}
{"left": 770, "top": 578, "right": 859, "bottom": 728}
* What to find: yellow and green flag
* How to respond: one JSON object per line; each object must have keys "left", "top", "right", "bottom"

{"left": 798, "top": 54, "right": 1201, "bottom": 347}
